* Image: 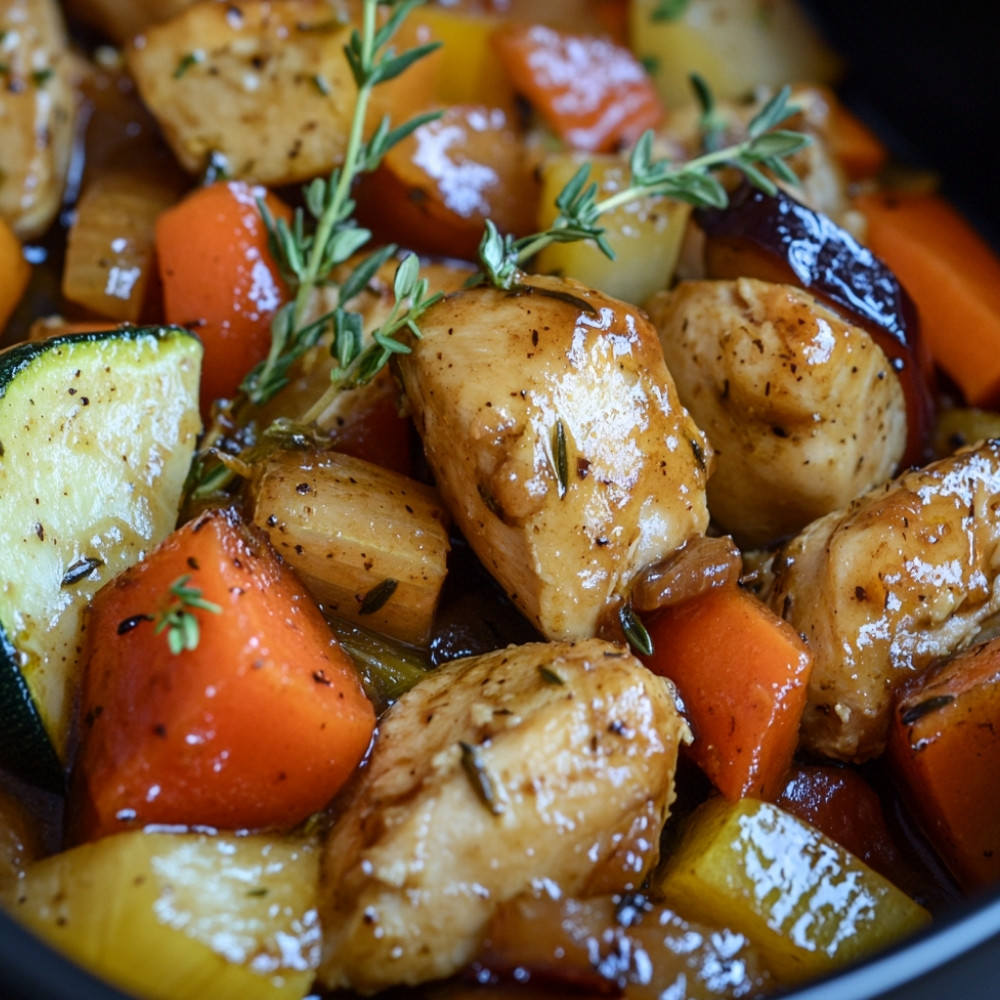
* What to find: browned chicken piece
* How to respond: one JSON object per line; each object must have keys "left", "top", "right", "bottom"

{"left": 647, "top": 277, "right": 907, "bottom": 548}
{"left": 316, "top": 638, "right": 690, "bottom": 993}
{"left": 0, "top": 0, "right": 77, "bottom": 239}
{"left": 396, "top": 272, "right": 713, "bottom": 641}
{"left": 760, "top": 439, "right": 1000, "bottom": 762}
{"left": 63, "top": 0, "right": 191, "bottom": 45}
{"left": 127, "top": 0, "right": 431, "bottom": 186}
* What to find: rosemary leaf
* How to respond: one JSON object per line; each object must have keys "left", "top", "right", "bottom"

{"left": 619, "top": 603, "right": 654, "bottom": 658}
{"left": 459, "top": 741, "right": 503, "bottom": 816}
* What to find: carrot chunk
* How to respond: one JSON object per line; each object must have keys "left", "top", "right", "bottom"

{"left": 155, "top": 180, "right": 291, "bottom": 415}
{"left": 354, "top": 104, "right": 538, "bottom": 262}
{"left": 492, "top": 23, "right": 665, "bottom": 152}
{"left": 819, "top": 89, "right": 887, "bottom": 181}
{"left": 854, "top": 190, "right": 1000, "bottom": 408}
{"left": 71, "top": 507, "right": 375, "bottom": 840}
{"left": 886, "top": 637, "right": 1000, "bottom": 891}
{"left": 642, "top": 584, "right": 811, "bottom": 800}
{"left": 0, "top": 217, "right": 30, "bottom": 333}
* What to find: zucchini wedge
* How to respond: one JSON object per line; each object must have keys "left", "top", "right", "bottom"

{"left": 0, "top": 327, "right": 202, "bottom": 788}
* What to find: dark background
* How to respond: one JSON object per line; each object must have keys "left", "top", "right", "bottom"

{"left": 802, "top": 0, "right": 1000, "bottom": 245}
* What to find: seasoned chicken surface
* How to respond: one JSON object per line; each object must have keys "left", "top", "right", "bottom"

{"left": 647, "top": 278, "right": 907, "bottom": 548}
{"left": 760, "top": 440, "right": 1000, "bottom": 762}
{"left": 396, "top": 272, "right": 713, "bottom": 641}
{"left": 316, "top": 638, "right": 690, "bottom": 993}
{"left": 64, "top": 0, "right": 191, "bottom": 45}
{"left": 0, "top": 0, "right": 76, "bottom": 239}
{"left": 127, "top": 0, "right": 429, "bottom": 186}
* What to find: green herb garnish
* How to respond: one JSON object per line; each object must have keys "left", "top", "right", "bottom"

{"left": 552, "top": 418, "right": 569, "bottom": 498}
{"left": 619, "top": 602, "right": 653, "bottom": 658}
{"left": 477, "top": 83, "right": 810, "bottom": 290}
{"left": 459, "top": 741, "right": 503, "bottom": 816}
{"left": 154, "top": 575, "right": 222, "bottom": 655}
{"left": 173, "top": 50, "right": 204, "bottom": 79}
{"left": 246, "top": 0, "right": 442, "bottom": 408}
{"left": 652, "top": 0, "right": 690, "bottom": 21}
{"left": 185, "top": 0, "right": 442, "bottom": 503}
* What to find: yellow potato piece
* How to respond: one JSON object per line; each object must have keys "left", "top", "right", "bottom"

{"left": 1, "top": 830, "right": 320, "bottom": 1000}
{"left": 628, "top": 0, "right": 841, "bottom": 108}
{"left": 657, "top": 796, "right": 931, "bottom": 985}
{"left": 534, "top": 152, "right": 691, "bottom": 306}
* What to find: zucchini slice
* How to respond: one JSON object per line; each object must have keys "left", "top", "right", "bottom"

{"left": 0, "top": 327, "right": 202, "bottom": 788}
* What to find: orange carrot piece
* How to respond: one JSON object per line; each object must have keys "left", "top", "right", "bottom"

{"left": 886, "top": 637, "right": 1000, "bottom": 892}
{"left": 814, "top": 88, "right": 887, "bottom": 181}
{"left": 491, "top": 23, "right": 665, "bottom": 152}
{"left": 642, "top": 584, "right": 812, "bottom": 801}
{"left": 71, "top": 507, "right": 375, "bottom": 840}
{"left": 155, "top": 180, "right": 291, "bottom": 415}
{"left": 854, "top": 190, "right": 1000, "bottom": 408}
{"left": 354, "top": 104, "right": 538, "bottom": 262}
{"left": 0, "top": 217, "right": 30, "bottom": 333}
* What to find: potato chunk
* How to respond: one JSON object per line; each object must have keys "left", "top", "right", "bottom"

{"left": 1, "top": 830, "right": 320, "bottom": 1000}
{"left": 316, "top": 638, "right": 690, "bottom": 993}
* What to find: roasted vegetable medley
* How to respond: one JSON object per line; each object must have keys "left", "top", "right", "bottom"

{"left": 3, "top": 1, "right": 1000, "bottom": 998}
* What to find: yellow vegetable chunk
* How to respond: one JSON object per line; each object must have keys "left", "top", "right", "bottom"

{"left": 628, "top": 0, "right": 841, "bottom": 108}
{"left": 0, "top": 830, "right": 320, "bottom": 1000}
{"left": 407, "top": 4, "right": 516, "bottom": 112}
{"left": 657, "top": 797, "right": 931, "bottom": 985}
{"left": 534, "top": 152, "right": 691, "bottom": 305}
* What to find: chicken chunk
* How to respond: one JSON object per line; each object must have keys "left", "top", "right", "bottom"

{"left": 0, "top": 0, "right": 77, "bottom": 239}
{"left": 316, "top": 638, "right": 689, "bottom": 993}
{"left": 647, "top": 278, "right": 907, "bottom": 548}
{"left": 127, "top": 0, "right": 431, "bottom": 186}
{"left": 396, "top": 273, "right": 713, "bottom": 641}
{"left": 64, "top": 0, "right": 191, "bottom": 45}
{"left": 760, "top": 440, "right": 1000, "bottom": 762}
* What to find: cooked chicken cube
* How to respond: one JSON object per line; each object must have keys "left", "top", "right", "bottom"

{"left": 647, "top": 277, "right": 907, "bottom": 547}
{"left": 64, "top": 0, "right": 191, "bottom": 45}
{"left": 396, "top": 273, "right": 713, "bottom": 641}
{"left": 317, "top": 637, "right": 690, "bottom": 993}
{"left": 127, "top": 0, "right": 430, "bottom": 186}
{"left": 760, "top": 439, "right": 1000, "bottom": 762}
{"left": 0, "top": 0, "right": 77, "bottom": 239}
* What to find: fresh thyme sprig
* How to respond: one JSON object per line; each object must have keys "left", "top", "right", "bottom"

{"left": 244, "top": 0, "right": 442, "bottom": 408}
{"left": 479, "top": 83, "right": 810, "bottom": 289}
{"left": 185, "top": 0, "right": 442, "bottom": 504}
{"left": 154, "top": 575, "right": 223, "bottom": 655}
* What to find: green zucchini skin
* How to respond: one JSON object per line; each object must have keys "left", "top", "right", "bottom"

{"left": 0, "top": 326, "right": 203, "bottom": 789}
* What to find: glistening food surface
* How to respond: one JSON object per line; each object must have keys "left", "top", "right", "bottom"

{"left": 2, "top": 1, "right": 1000, "bottom": 999}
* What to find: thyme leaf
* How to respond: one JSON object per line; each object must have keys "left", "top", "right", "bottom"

{"left": 477, "top": 80, "right": 810, "bottom": 290}
{"left": 619, "top": 602, "right": 653, "bottom": 658}
{"left": 552, "top": 418, "right": 569, "bottom": 498}
{"left": 153, "top": 575, "right": 222, "bottom": 656}
{"left": 651, "top": 0, "right": 690, "bottom": 21}
{"left": 185, "top": 0, "right": 442, "bottom": 504}
{"left": 459, "top": 741, "right": 503, "bottom": 816}
{"left": 359, "top": 578, "right": 399, "bottom": 616}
